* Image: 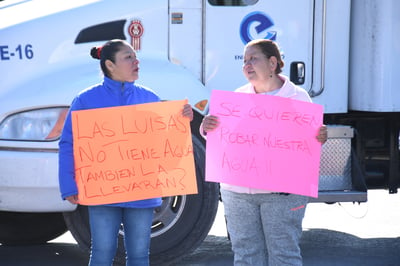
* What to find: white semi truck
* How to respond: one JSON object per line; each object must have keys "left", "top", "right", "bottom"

{"left": 0, "top": 0, "right": 398, "bottom": 264}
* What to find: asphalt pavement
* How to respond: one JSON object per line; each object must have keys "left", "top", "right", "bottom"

{"left": 0, "top": 189, "right": 399, "bottom": 266}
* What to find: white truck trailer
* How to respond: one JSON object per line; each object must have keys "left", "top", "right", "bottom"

{"left": 0, "top": 0, "right": 398, "bottom": 264}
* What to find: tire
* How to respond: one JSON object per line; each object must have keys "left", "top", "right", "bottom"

{"left": 0, "top": 211, "right": 67, "bottom": 245}
{"left": 63, "top": 135, "right": 220, "bottom": 265}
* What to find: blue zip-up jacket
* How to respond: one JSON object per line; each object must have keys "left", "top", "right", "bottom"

{"left": 58, "top": 76, "right": 162, "bottom": 208}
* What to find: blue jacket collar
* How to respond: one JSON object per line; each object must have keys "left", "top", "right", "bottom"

{"left": 103, "top": 76, "right": 135, "bottom": 92}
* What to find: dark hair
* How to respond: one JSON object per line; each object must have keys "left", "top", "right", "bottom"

{"left": 90, "top": 39, "right": 128, "bottom": 78}
{"left": 245, "top": 39, "right": 284, "bottom": 74}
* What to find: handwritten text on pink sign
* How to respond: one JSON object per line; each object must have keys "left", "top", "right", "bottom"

{"left": 205, "top": 90, "right": 323, "bottom": 197}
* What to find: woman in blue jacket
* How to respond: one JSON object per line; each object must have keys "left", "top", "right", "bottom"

{"left": 58, "top": 39, "right": 193, "bottom": 266}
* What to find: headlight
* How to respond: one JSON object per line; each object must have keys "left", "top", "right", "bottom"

{"left": 0, "top": 107, "right": 69, "bottom": 141}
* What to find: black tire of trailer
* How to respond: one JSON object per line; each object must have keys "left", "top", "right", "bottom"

{"left": 62, "top": 135, "right": 220, "bottom": 265}
{"left": 0, "top": 211, "right": 67, "bottom": 245}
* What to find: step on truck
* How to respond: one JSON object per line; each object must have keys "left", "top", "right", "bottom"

{"left": 0, "top": 0, "right": 398, "bottom": 264}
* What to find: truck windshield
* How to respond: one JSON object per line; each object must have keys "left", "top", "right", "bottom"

{"left": 208, "top": 0, "right": 258, "bottom": 6}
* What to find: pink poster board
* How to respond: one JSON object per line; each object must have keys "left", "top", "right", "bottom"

{"left": 205, "top": 90, "right": 324, "bottom": 197}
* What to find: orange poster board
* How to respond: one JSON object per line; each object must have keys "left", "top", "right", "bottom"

{"left": 71, "top": 100, "right": 197, "bottom": 205}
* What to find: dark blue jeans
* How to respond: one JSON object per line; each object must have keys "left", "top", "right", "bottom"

{"left": 88, "top": 205, "right": 154, "bottom": 266}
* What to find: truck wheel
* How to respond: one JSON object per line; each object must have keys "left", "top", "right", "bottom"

{"left": 63, "top": 135, "right": 220, "bottom": 265}
{"left": 0, "top": 211, "right": 67, "bottom": 245}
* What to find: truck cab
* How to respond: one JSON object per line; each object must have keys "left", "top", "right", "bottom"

{"left": 1, "top": 0, "right": 398, "bottom": 264}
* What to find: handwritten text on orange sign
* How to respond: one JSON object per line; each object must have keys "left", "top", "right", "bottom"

{"left": 72, "top": 100, "right": 197, "bottom": 205}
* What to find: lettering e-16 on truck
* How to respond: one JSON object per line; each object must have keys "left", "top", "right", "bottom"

{"left": 0, "top": 0, "right": 399, "bottom": 265}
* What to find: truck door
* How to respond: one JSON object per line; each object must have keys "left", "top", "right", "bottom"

{"left": 204, "top": 0, "right": 314, "bottom": 94}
